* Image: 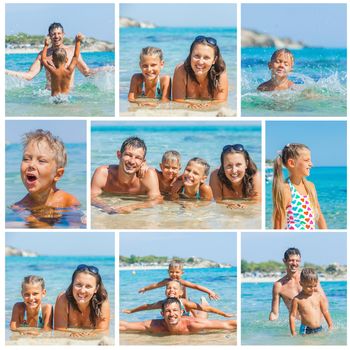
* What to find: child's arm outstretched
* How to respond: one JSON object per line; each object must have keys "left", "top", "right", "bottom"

{"left": 289, "top": 298, "right": 298, "bottom": 336}
{"left": 184, "top": 300, "right": 233, "bottom": 317}
{"left": 122, "top": 300, "right": 162, "bottom": 314}
{"left": 180, "top": 279, "right": 219, "bottom": 300}
{"left": 138, "top": 279, "right": 169, "bottom": 294}
{"left": 41, "top": 37, "right": 56, "bottom": 74}
{"left": 320, "top": 295, "right": 333, "bottom": 330}
{"left": 67, "top": 33, "right": 83, "bottom": 73}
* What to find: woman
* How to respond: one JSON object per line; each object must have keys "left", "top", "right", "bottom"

{"left": 54, "top": 264, "right": 110, "bottom": 337}
{"left": 172, "top": 35, "right": 228, "bottom": 109}
{"left": 210, "top": 144, "right": 261, "bottom": 207}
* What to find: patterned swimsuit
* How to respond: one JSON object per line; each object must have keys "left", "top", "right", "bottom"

{"left": 286, "top": 178, "right": 315, "bottom": 230}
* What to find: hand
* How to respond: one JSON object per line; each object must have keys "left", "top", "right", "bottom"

{"left": 138, "top": 288, "right": 146, "bottom": 294}
{"left": 137, "top": 101, "right": 158, "bottom": 107}
{"left": 114, "top": 205, "right": 134, "bottom": 214}
{"left": 44, "top": 36, "right": 51, "bottom": 46}
{"left": 208, "top": 291, "right": 220, "bottom": 300}
{"left": 19, "top": 330, "right": 40, "bottom": 336}
{"left": 187, "top": 102, "right": 211, "bottom": 110}
{"left": 224, "top": 313, "right": 234, "bottom": 318}
{"left": 122, "top": 309, "right": 131, "bottom": 314}
{"left": 76, "top": 33, "right": 84, "bottom": 42}
{"left": 137, "top": 163, "right": 149, "bottom": 179}
{"left": 226, "top": 202, "right": 247, "bottom": 209}
{"left": 291, "top": 331, "right": 297, "bottom": 336}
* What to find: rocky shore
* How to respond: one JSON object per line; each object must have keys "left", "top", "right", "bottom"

{"left": 6, "top": 246, "right": 38, "bottom": 257}
{"left": 120, "top": 17, "right": 156, "bottom": 28}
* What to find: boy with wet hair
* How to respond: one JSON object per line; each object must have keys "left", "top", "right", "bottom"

{"left": 289, "top": 268, "right": 333, "bottom": 336}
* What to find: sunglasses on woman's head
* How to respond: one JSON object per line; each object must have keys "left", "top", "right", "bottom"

{"left": 194, "top": 35, "right": 217, "bottom": 46}
{"left": 223, "top": 144, "right": 245, "bottom": 153}
{"left": 76, "top": 264, "right": 99, "bottom": 274}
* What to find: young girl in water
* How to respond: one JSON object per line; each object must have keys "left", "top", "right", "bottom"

{"left": 272, "top": 143, "right": 327, "bottom": 230}
{"left": 128, "top": 47, "right": 171, "bottom": 106}
{"left": 10, "top": 275, "right": 53, "bottom": 334}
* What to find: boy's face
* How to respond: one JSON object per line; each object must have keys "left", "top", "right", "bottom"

{"left": 49, "top": 27, "right": 65, "bottom": 48}
{"left": 168, "top": 266, "right": 183, "bottom": 280}
{"left": 300, "top": 280, "right": 317, "bottom": 296}
{"left": 21, "top": 283, "right": 46, "bottom": 309}
{"left": 117, "top": 146, "right": 145, "bottom": 175}
{"left": 165, "top": 281, "right": 182, "bottom": 298}
{"left": 283, "top": 254, "right": 301, "bottom": 273}
{"left": 160, "top": 159, "right": 181, "bottom": 181}
{"left": 139, "top": 54, "right": 164, "bottom": 81}
{"left": 269, "top": 53, "right": 293, "bottom": 79}
{"left": 183, "top": 161, "right": 207, "bottom": 187}
{"left": 21, "top": 140, "right": 64, "bottom": 194}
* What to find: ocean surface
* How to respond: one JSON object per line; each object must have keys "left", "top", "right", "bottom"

{"left": 5, "top": 256, "right": 115, "bottom": 341}
{"left": 91, "top": 122, "right": 261, "bottom": 229}
{"left": 120, "top": 27, "right": 237, "bottom": 113}
{"left": 265, "top": 167, "right": 347, "bottom": 229}
{"left": 242, "top": 281, "right": 347, "bottom": 345}
{"left": 6, "top": 142, "right": 86, "bottom": 229}
{"left": 242, "top": 48, "right": 347, "bottom": 116}
{"left": 5, "top": 51, "right": 115, "bottom": 116}
{"left": 120, "top": 267, "right": 236, "bottom": 345}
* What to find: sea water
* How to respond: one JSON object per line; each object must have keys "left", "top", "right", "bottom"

{"left": 120, "top": 27, "right": 236, "bottom": 113}
{"left": 91, "top": 122, "right": 261, "bottom": 229}
{"left": 120, "top": 267, "right": 236, "bottom": 345}
{"left": 265, "top": 167, "right": 347, "bottom": 229}
{"left": 5, "top": 256, "right": 115, "bottom": 341}
{"left": 5, "top": 51, "right": 115, "bottom": 117}
{"left": 242, "top": 48, "right": 346, "bottom": 116}
{"left": 6, "top": 142, "right": 86, "bottom": 228}
{"left": 242, "top": 281, "right": 346, "bottom": 345}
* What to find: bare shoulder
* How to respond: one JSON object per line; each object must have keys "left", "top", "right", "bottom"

{"left": 42, "top": 303, "right": 53, "bottom": 314}
{"left": 160, "top": 75, "right": 171, "bottom": 84}
{"left": 56, "top": 291, "right": 68, "bottom": 305}
{"left": 53, "top": 190, "right": 80, "bottom": 207}
{"left": 13, "top": 302, "right": 25, "bottom": 311}
{"left": 257, "top": 81, "right": 271, "bottom": 91}
{"left": 174, "top": 63, "right": 185, "bottom": 75}
{"left": 131, "top": 73, "right": 143, "bottom": 83}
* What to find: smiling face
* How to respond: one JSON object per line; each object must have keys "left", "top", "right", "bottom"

{"left": 269, "top": 52, "right": 293, "bottom": 80}
{"left": 293, "top": 149, "right": 312, "bottom": 177}
{"left": 21, "top": 283, "right": 46, "bottom": 309}
{"left": 190, "top": 43, "right": 216, "bottom": 77}
{"left": 139, "top": 54, "right": 164, "bottom": 81}
{"left": 223, "top": 152, "right": 247, "bottom": 185}
{"left": 283, "top": 254, "right": 301, "bottom": 274}
{"left": 72, "top": 272, "right": 98, "bottom": 305}
{"left": 162, "top": 301, "right": 182, "bottom": 326}
{"left": 183, "top": 161, "right": 207, "bottom": 187}
{"left": 117, "top": 146, "right": 145, "bottom": 175}
{"left": 168, "top": 266, "right": 183, "bottom": 280}
{"left": 21, "top": 140, "right": 63, "bottom": 194}
{"left": 300, "top": 280, "right": 317, "bottom": 296}
{"left": 160, "top": 159, "right": 181, "bottom": 181}
{"left": 49, "top": 27, "right": 65, "bottom": 48}
{"left": 165, "top": 281, "right": 183, "bottom": 298}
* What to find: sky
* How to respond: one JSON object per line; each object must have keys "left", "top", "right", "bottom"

{"left": 242, "top": 4, "right": 346, "bottom": 48}
{"left": 120, "top": 4, "right": 237, "bottom": 28}
{"left": 120, "top": 232, "right": 237, "bottom": 265}
{"left": 6, "top": 120, "right": 86, "bottom": 144}
{"left": 266, "top": 121, "right": 347, "bottom": 167}
{"left": 6, "top": 232, "right": 114, "bottom": 256}
{"left": 6, "top": 3, "right": 115, "bottom": 42}
{"left": 242, "top": 232, "right": 346, "bottom": 265}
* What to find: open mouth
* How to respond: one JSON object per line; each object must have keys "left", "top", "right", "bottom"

{"left": 26, "top": 174, "right": 37, "bottom": 183}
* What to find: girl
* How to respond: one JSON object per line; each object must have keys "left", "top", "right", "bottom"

{"left": 272, "top": 143, "right": 327, "bottom": 230}
{"left": 10, "top": 275, "right": 53, "bottom": 334}
{"left": 172, "top": 35, "right": 228, "bottom": 109}
{"left": 128, "top": 47, "right": 171, "bottom": 106}
{"left": 209, "top": 144, "right": 261, "bottom": 208}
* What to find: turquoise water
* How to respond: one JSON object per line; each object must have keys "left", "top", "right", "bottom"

{"left": 6, "top": 142, "right": 86, "bottom": 228}
{"left": 120, "top": 27, "right": 236, "bottom": 112}
{"left": 242, "top": 48, "right": 346, "bottom": 116}
{"left": 5, "top": 255, "right": 115, "bottom": 340}
{"left": 242, "top": 281, "right": 347, "bottom": 345}
{"left": 120, "top": 267, "right": 236, "bottom": 321}
{"left": 5, "top": 51, "right": 115, "bottom": 116}
{"left": 265, "top": 167, "right": 347, "bottom": 229}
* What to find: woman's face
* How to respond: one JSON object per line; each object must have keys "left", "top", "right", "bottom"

{"left": 223, "top": 152, "right": 248, "bottom": 185}
{"left": 72, "top": 272, "right": 98, "bottom": 305}
{"left": 190, "top": 43, "right": 216, "bottom": 77}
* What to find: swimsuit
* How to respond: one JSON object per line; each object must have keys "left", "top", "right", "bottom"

{"left": 140, "top": 77, "right": 162, "bottom": 99}
{"left": 300, "top": 324, "right": 322, "bottom": 335}
{"left": 22, "top": 306, "right": 44, "bottom": 328}
{"left": 181, "top": 186, "right": 201, "bottom": 200}
{"left": 286, "top": 178, "right": 315, "bottom": 230}
{"left": 179, "top": 299, "right": 190, "bottom": 316}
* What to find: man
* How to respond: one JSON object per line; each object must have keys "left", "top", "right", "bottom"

{"left": 6, "top": 23, "right": 92, "bottom": 89}
{"left": 91, "top": 136, "right": 162, "bottom": 214}
{"left": 269, "top": 247, "right": 327, "bottom": 320}
{"left": 120, "top": 297, "right": 236, "bottom": 334}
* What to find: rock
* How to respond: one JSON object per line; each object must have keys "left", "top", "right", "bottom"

{"left": 120, "top": 17, "right": 156, "bottom": 28}
{"left": 6, "top": 246, "right": 38, "bottom": 257}
{"left": 242, "top": 28, "right": 305, "bottom": 49}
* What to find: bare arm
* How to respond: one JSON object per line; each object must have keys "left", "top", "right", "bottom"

{"left": 138, "top": 279, "right": 169, "bottom": 293}
{"left": 184, "top": 300, "right": 233, "bottom": 317}
{"left": 180, "top": 279, "right": 219, "bottom": 300}
{"left": 53, "top": 292, "right": 69, "bottom": 330}
{"left": 289, "top": 298, "right": 298, "bottom": 336}
{"left": 6, "top": 54, "right": 42, "bottom": 80}
{"left": 269, "top": 282, "right": 281, "bottom": 320}
{"left": 199, "top": 184, "right": 214, "bottom": 201}
{"left": 123, "top": 301, "right": 162, "bottom": 314}
{"left": 128, "top": 74, "right": 142, "bottom": 102}
{"left": 10, "top": 303, "right": 22, "bottom": 331}
{"left": 119, "top": 320, "right": 151, "bottom": 332}
{"left": 320, "top": 295, "right": 333, "bottom": 330}
{"left": 190, "top": 318, "right": 237, "bottom": 331}
{"left": 41, "top": 37, "right": 56, "bottom": 75}
{"left": 67, "top": 33, "right": 83, "bottom": 72}
{"left": 172, "top": 64, "right": 187, "bottom": 103}
{"left": 160, "top": 75, "right": 171, "bottom": 102}
{"left": 209, "top": 170, "right": 224, "bottom": 202}
{"left": 212, "top": 71, "right": 228, "bottom": 103}
{"left": 42, "top": 304, "right": 53, "bottom": 330}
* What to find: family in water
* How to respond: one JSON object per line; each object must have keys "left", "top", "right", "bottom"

{"left": 90, "top": 136, "right": 261, "bottom": 214}
{"left": 128, "top": 36, "right": 228, "bottom": 109}
{"left": 10, "top": 265, "right": 110, "bottom": 337}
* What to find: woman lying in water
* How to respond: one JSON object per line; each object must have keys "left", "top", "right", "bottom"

{"left": 172, "top": 36, "right": 228, "bottom": 109}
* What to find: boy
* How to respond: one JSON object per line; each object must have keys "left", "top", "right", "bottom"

{"left": 156, "top": 150, "right": 181, "bottom": 195}
{"left": 289, "top": 268, "right": 333, "bottom": 336}
{"left": 257, "top": 48, "right": 295, "bottom": 92}
{"left": 41, "top": 33, "right": 83, "bottom": 96}
{"left": 171, "top": 157, "right": 213, "bottom": 200}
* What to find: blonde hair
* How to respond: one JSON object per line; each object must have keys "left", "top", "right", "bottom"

{"left": 139, "top": 47, "right": 163, "bottom": 61}
{"left": 22, "top": 129, "right": 67, "bottom": 168}
{"left": 300, "top": 268, "right": 318, "bottom": 283}
{"left": 168, "top": 259, "right": 183, "bottom": 271}
{"left": 271, "top": 48, "right": 294, "bottom": 66}
{"left": 272, "top": 143, "right": 318, "bottom": 227}
{"left": 162, "top": 150, "right": 181, "bottom": 165}
{"left": 21, "top": 275, "right": 45, "bottom": 291}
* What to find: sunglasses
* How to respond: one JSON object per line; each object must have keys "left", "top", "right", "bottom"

{"left": 223, "top": 144, "right": 245, "bottom": 153}
{"left": 76, "top": 264, "right": 99, "bottom": 275}
{"left": 194, "top": 35, "right": 217, "bottom": 46}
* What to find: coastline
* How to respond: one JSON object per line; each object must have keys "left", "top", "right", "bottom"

{"left": 120, "top": 265, "right": 233, "bottom": 271}
{"left": 242, "top": 275, "right": 347, "bottom": 283}
{"left": 6, "top": 48, "right": 112, "bottom": 54}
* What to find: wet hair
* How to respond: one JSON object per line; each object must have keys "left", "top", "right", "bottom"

{"left": 120, "top": 136, "right": 147, "bottom": 157}
{"left": 21, "top": 275, "right": 45, "bottom": 291}
{"left": 52, "top": 48, "right": 67, "bottom": 67}
{"left": 162, "top": 150, "right": 181, "bottom": 165}
{"left": 166, "top": 280, "right": 183, "bottom": 290}
{"left": 65, "top": 267, "right": 108, "bottom": 328}
{"left": 22, "top": 129, "right": 67, "bottom": 168}
{"left": 161, "top": 297, "right": 181, "bottom": 312}
{"left": 217, "top": 146, "right": 258, "bottom": 198}
{"left": 284, "top": 247, "right": 301, "bottom": 261}
{"left": 139, "top": 46, "right": 164, "bottom": 62}
{"left": 272, "top": 143, "right": 317, "bottom": 227}
{"left": 48, "top": 22, "right": 64, "bottom": 35}
{"left": 270, "top": 48, "right": 294, "bottom": 66}
{"left": 187, "top": 157, "right": 210, "bottom": 176}
{"left": 184, "top": 37, "right": 226, "bottom": 98}
{"left": 300, "top": 268, "right": 318, "bottom": 283}
{"left": 168, "top": 259, "right": 184, "bottom": 271}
